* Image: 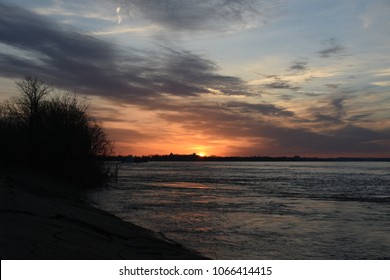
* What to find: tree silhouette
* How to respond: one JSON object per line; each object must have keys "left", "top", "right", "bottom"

{"left": 0, "top": 77, "right": 113, "bottom": 187}
{"left": 15, "top": 77, "right": 50, "bottom": 126}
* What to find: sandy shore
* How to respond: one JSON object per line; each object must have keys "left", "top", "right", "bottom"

{"left": 0, "top": 171, "right": 207, "bottom": 259}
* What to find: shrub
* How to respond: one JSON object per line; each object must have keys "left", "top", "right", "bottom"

{"left": 0, "top": 77, "right": 113, "bottom": 187}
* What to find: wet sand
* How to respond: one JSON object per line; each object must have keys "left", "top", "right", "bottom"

{"left": 0, "top": 171, "right": 207, "bottom": 259}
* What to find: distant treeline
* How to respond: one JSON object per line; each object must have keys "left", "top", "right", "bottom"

{"left": 0, "top": 77, "right": 113, "bottom": 187}
{"left": 110, "top": 154, "right": 390, "bottom": 162}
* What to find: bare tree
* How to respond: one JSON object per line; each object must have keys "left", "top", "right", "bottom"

{"left": 16, "top": 77, "right": 49, "bottom": 128}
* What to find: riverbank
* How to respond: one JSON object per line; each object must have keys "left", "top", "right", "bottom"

{"left": 0, "top": 170, "right": 207, "bottom": 259}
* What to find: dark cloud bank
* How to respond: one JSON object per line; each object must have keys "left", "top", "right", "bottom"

{"left": 1, "top": 3, "right": 389, "bottom": 156}
{"left": 0, "top": 3, "right": 248, "bottom": 102}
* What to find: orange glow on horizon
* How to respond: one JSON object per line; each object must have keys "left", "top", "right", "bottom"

{"left": 94, "top": 100, "right": 390, "bottom": 158}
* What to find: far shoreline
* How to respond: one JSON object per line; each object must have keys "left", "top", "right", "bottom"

{"left": 107, "top": 154, "right": 390, "bottom": 163}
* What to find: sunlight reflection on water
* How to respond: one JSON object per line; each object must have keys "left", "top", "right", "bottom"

{"left": 147, "top": 182, "right": 212, "bottom": 189}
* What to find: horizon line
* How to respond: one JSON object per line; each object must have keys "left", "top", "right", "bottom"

{"left": 108, "top": 154, "right": 390, "bottom": 161}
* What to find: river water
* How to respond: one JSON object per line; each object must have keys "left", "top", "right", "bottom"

{"left": 89, "top": 161, "right": 390, "bottom": 259}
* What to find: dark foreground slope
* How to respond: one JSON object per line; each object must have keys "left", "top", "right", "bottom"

{"left": 0, "top": 172, "right": 207, "bottom": 259}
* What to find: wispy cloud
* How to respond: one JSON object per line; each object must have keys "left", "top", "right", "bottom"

{"left": 371, "top": 81, "right": 390, "bottom": 87}
{"left": 34, "top": 6, "right": 115, "bottom": 22}
{"left": 226, "top": 101, "right": 295, "bottom": 117}
{"left": 325, "top": 84, "right": 341, "bottom": 89}
{"left": 32, "top": 1, "right": 117, "bottom": 22}
{"left": 373, "top": 69, "right": 390, "bottom": 77}
{"left": 265, "top": 79, "right": 301, "bottom": 90}
{"left": 109, "top": 0, "right": 283, "bottom": 32}
{"left": 331, "top": 96, "right": 347, "bottom": 119}
{"left": 90, "top": 24, "right": 161, "bottom": 36}
{"left": 319, "top": 38, "right": 345, "bottom": 58}
{"left": 289, "top": 60, "right": 308, "bottom": 72}
{"left": 250, "top": 75, "right": 301, "bottom": 91}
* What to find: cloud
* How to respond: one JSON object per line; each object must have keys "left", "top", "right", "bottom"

{"left": 251, "top": 71, "right": 315, "bottom": 91}
{"left": 319, "top": 38, "right": 345, "bottom": 58}
{"left": 373, "top": 68, "right": 390, "bottom": 77}
{"left": 264, "top": 77, "right": 301, "bottom": 91}
{"left": 34, "top": 6, "right": 115, "bottom": 22}
{"left": 371, "top": 81, "right": 390, "bottom": 87}
{"left": 319, "top": 45, "right": 344, "bottom": 58}
{"left": 110, "top": 0, "right": 282, "bottom": 32}
{"left": 289, "top": 60, "right": 308, "bottom": 72}
{"left": 149, "top": 47, "right": 251, "bottom": 97}
{"left": 0, "top": 3, "right": 140, "bottom": 96}
{"left": 226, "top": 102, "right": 295, "bottom": 117}
{"left": 30, "top": 0, "right": 119, "bottom": 23}
{"left": 325, "top": 84, "right": 341, "bottom": 89}
{"left": 158, "top": 104, "right": 390, "bottom": 156}
{"left": 313, "top": 114, "right": 343, "bottom": 125}
{"left": 347, "top": 113, "right": 373, "bottom": 122}
{"left": 1, "top": 3, "right": 389, "bottom": 157}
{"left": 297, "top": 91, "right": 322, "bottom": 97}
{"left": 307, "top": 95, "right": 348, "bottom": 125}
{"left": 0, "top": 3, "right": 251, "bottom": 105}
{"left": 106, "top": 127, "right": 153, "bottom": 142}
{"left": 90, "top": 25, "right": 161, "bottom": 36}
{"left": 331, "top": 97, "right": 346, "bottom": 119}
{"left": 271, "top": 124, "right": 390, "bottom": 155}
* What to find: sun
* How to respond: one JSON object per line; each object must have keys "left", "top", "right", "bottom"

{"left": 198, "top": 152, "right": 206, "bottom": 157}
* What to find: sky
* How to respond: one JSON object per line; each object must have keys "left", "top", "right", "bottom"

{"left": 0, "top": 0, "right": 389, "bottom": 157}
